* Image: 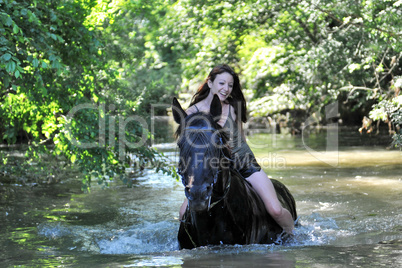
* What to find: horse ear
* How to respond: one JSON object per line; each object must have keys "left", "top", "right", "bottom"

{"left": 172, "top": 97, "right": 187, "bottom": 124}
{"left": 210, "top": 94, "right": 222, "bottom": 122}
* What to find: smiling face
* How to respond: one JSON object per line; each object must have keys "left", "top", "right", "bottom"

{"left": 208, "top": 72, "right": 234, "bottom": 102}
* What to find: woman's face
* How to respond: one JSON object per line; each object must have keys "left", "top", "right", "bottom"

{"left": 208, "top": 72, "right": 234, "bottom": 102}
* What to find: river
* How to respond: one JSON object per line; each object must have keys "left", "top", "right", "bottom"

{"left": 1, "top": 127, "right": 401, "bottom": 267}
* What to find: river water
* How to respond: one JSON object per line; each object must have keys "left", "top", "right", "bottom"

{"left": 1, "top": 128, "right": 401, "bottom": 267}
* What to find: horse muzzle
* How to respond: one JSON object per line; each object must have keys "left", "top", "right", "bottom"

{"left": 188, "top": 200, "right": 209, "bottom": 212}
{"left": 186, "top": 184, "right": 213, "bottom": 212}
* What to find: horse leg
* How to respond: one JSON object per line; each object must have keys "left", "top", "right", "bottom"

{"left": 178, "top": 212, "right": 198, "bottom": 249}
{"left": 178, "top": 210, "right": 213, "bottom": 248}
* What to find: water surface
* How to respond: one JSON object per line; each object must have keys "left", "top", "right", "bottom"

{"left": 1, "top": 130, "right": 401, "bottom": 267}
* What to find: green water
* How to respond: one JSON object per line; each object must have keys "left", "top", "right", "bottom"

{"left": 1, "top": 129, "right": 401, "bottom": 267}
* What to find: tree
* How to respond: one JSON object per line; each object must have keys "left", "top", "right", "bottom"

{"left": 155, "top": 0, "right": 402, "bottom": 146}
{"left": 0, "top": 0, "right": 175, "bottom": 188}
{"left": 2, "top": 0, "right": 400, "bottom": 189}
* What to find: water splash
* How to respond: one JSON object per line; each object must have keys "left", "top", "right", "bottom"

{"left": 97, "top": 221, "right": 179, "bottom": 254}
{"left": 37, "top": 212, "right": 348, "bottom": 256}
{"left": 37, "top": 221, "right": 179, "bottom": 255}
{"left": 288, "top": 212, "right": 348, "bottom": 246}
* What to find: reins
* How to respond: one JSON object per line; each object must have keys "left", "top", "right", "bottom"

{"left": 207, "top": 170, "right": 231, "bottom": 211}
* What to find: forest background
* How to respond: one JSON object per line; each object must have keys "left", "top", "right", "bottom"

{"left": 1, "top": 0, "right": 401, "bottom": 188}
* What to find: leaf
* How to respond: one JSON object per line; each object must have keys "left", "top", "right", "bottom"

{"left": 40, "top": 87, "right": 48, "bottom": 96}
{"left": 2, "top": 53, "right": 11, "bottom": 61}
{"left": 13, "top": 24, "right": 20, "bottom": 34}
{"left": 6, "top": 60, "right": 16, "bottom": 73}
{"left": 5, "top": 16, "right": 13, "bottom": 26}
{"left": 57, "top": 35, "right": 64, "bottom": 42}
{"left": 32, "top": 58, "right": 39, "bottom": 67}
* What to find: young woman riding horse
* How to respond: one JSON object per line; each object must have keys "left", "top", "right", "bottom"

{"left": 173, "top": 64, "right": 297, "bottom": 248}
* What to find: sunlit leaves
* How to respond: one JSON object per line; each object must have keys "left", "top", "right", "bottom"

{"left": 1, "top": 0, "right": 176, "bottom": 187}
{"left": 2, "top": 0, "right": 401, "bottom": 186}
{"left": 154, "top": 0, "right": 401, "bottom": 145}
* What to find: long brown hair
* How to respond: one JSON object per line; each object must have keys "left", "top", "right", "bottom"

{"left": 189, "top": 64, "right": 247, "bottom": 123}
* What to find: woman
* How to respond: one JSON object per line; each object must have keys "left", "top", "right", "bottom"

{"left": 179, "top": 64, "right": 294, "bottom": 234}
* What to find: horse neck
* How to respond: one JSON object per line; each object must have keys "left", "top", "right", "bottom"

{"left": 212, "top": 158, "right": 230, "bottom": 197}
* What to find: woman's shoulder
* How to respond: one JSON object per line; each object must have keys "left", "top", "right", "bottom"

{"left": 186, "top": 100, "right": 211, "bottom": 115}
{"left": 186, "top": 103, "right": 203, "bottom": 115}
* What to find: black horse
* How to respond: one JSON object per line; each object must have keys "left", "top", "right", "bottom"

{"left": 172, "top": 95, "right": 297, "bottom": 249}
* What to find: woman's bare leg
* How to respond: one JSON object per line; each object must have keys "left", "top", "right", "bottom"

{"left": 179, "top": 198, "right": 188, "bottom": 220}
{"left": 246, "top": 170, "right": 295, "bottom": 234}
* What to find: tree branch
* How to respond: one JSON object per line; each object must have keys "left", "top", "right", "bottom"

{"left": 313, "top": 5, "right": 402, "bottom": 38}
{"left": 294, "top": 17, "right": 319, "bottom": 44}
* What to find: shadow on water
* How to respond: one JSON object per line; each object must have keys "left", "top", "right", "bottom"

{"left": 1, "top": 126, "right": 402, "bottom": 267}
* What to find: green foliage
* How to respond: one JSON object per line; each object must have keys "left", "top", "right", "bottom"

{"left": 1, "top": 0, "right": 401, "bottom": 188}
{"left": 156, "top": 0, "right": 401, "bottom": 146}
{"left": 95, "top": 0, "right": 181, "bottom": 115}
{"left": 0, "top": 0, "right": 176, "bottom": 188}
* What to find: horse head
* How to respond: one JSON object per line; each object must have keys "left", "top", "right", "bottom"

{"left": 172, "top": 95, "right": 229, "bottom": 212}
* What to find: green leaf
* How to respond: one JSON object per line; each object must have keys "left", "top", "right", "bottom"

{"left": 2, "top": 53, "right": 11, "bottom": 61}
{"left": 57, "top": 35, "right": 64, "bottom": 42}
{"left": 6, "top": 60, "right": 16, "bottom": 73}
{"left": 13, "top": 24, "right": 20, "bottom": 34}
{"left": 32, "top": 58, "right": 39, "bottom": 67}
{"left": 5, "top": 16, "right": 13, "bottom": 26}
{"left": 40, "top": 87, "right": 48, "bottom": 96}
